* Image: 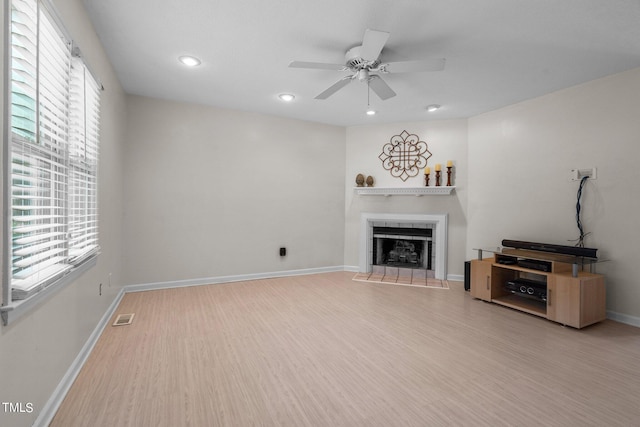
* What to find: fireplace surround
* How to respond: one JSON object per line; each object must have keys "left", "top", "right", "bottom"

{"left": 359, "top": 213, "right": 448, "bottom": 280}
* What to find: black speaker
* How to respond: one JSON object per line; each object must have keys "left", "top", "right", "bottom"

{"left": 501, "top": 239, "right": 597, "bottom": 258}
{"left": 464, "top": 261, "right": 471, "bottom": 291}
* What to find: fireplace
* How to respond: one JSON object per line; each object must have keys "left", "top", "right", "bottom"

{"left": 373, "top": 226, "right": 432, "bottom": 270}
{"left": 359, "top": 213, "right": 448, "bottom": 280}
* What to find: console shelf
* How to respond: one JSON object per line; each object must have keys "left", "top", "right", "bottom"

{"left": 492, "top": 294, "right": 547, "bottom": 317}
{"left": 470, "top": 247, "right": 606, "bottom": 329}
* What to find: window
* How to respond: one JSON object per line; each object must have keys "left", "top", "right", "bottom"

{"left": 2, "top": 0, "right": 101, "bottom": 321}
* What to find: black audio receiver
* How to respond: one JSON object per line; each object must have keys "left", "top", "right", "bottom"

{"left": 505, "top": 278, "right": 547, "bottom": 301}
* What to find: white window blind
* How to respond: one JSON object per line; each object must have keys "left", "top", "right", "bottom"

{"left": 68, "top": 57, "right": 100, "bottom": 264}
{"left": 6, "top": 0, "right": 101, "bottom": 302}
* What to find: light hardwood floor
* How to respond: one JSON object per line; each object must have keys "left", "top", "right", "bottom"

{"left": 51, "top": 271, "right": 640, "bottom": 426}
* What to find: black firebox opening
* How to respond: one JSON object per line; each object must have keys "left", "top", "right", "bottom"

{"left": 372, "top": 227, "right": 432, "bottom": 270}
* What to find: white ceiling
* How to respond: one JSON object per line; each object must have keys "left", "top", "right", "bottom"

{"left": 83, "top": 0, "right": 640, "bottom": 127}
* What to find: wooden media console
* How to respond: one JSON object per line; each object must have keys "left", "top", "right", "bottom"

{"left": 470, "top": 247, "right": 606, "bottom": 329}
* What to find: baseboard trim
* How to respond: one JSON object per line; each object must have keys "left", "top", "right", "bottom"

{"left": 124, "top": 265, "right": 347, "bottom": 293}
{"left": 33, "top": 287, "right": 126, "bottom": 427}
{"left": 607, "top": 310, "right": 640, "bottom": 328}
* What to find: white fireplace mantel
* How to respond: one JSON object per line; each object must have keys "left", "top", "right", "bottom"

{"left": 359, "top": 213, "right": 448, "bottom": 280}
{"left": 354, "top": 186, "right": 455, "bottom": 196}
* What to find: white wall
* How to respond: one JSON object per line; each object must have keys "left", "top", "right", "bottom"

{"left": 122, "top": 95, "right": 346, "bottom": 285}
{"left": 468, "top": 67, "right": 640, "bottom": 322}
{"left": 0, "top": 0, "right": 127, "bottom": 426}
{"left": 344, "top": 120, "right": 469, "bottom": 278}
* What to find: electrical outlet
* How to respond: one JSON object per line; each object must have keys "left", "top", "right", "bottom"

{"left": 571, "top": 167, "right": 597, "bottom": 181}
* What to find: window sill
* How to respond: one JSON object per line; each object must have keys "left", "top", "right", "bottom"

{"left": 1, "top": 256, "right": 97, "bottom": 326}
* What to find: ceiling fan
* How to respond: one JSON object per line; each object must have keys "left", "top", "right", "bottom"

{"left": 289, "top": 29, "right": 445, "bottom": 100}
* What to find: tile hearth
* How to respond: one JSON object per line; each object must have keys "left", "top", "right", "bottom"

{"left": 353, "top": 269, "right": 449, "bottom": 289}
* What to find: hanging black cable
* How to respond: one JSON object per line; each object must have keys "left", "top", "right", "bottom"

{"left": 575, "top": 175, "right": 590, "bottom": 247}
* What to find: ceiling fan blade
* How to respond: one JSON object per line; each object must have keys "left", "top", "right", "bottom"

{"left": 361, "top": 29, "right": 390, "bottom": 61}
{"left": 368, "top": 75, "right": 396, "bottom": 100}
{"left": 289, "top": 61, "right": 346, "bottom": 71}
{"left": 315, "top": 76, "right": 354, "bottom": 99}
{"left": 381, "top": 58, "right": 446, "bottom": 73}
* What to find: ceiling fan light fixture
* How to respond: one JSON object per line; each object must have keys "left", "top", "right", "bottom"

{"left": 358, "top": 69, "right": 370, "bottom": 82}
{"left": 278, "top": 93, "right": 295, "bottom": 102}
{"left": 178, "top": 55, "right": 201, "bottom": 67}
{"left": 426, "top": 104, "right": 441, "bottom": 112}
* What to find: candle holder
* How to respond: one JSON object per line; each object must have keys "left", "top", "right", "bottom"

{"left": 424, "top": 173, "right": 430, "bottom": 187}
{"left": 446, "top": 166, "right": 452, "bottom": 186}
{"left": 435, "top": 170, "right": 441, "bottom": 186}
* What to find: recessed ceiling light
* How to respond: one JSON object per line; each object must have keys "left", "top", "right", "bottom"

{"left": 426, "top": 104, "right": 441, "bottom": 112}
{"left": 366, "top": 109, "right": 376, "bottom": 116}
{"left": 178, "top": 55, "right": 201, "bottom": 67}
{"left": 278, "top": 93, "right": 295, "bottom": 102}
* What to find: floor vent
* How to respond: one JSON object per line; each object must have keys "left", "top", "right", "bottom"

{"left": 113, "top": 313, "right": 135, "bottom": 326}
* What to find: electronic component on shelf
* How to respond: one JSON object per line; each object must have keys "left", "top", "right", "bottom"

{"left": 505, "top": 278, "right": 547, "bottom": 301}
{"left": 517, "top": 259, "right": 551, "bottom": 272}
